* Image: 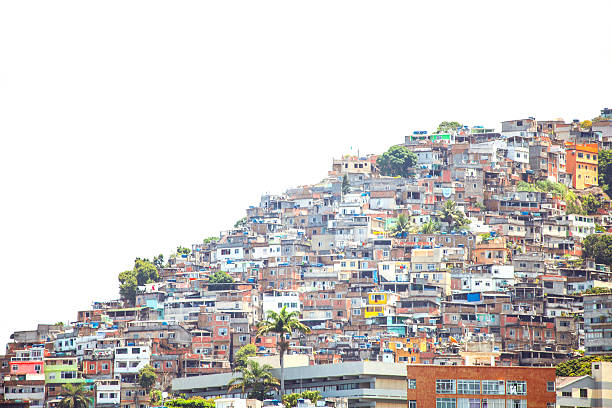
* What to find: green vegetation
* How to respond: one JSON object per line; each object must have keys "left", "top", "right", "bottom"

{"left": 227, "top": 360, "right": 279, "bottom": 400}
{"left": 138, "top": 364, "right": 157, "bottom": 392}
{"left": 556, "top": 355, "right": 612, "bottom": 377}
{"left": 391, "top": 214, "right": 416, "bottom": 237}
{"left": 582, "top": 234, "right": 612, "bottom": 266}
{"left": 257, "top": 306, "right": 311, "bottom": 396}
{"left": 376, "top": 145, "right": 418, "bottom": 178}
{"left": 234, "top": 217, "right": 248, "bottom": 228}
{"left": 118, "top": 258, "right": 160, "bottom": 304}
{"left": 435, "top": 121, "right": 462, "bottom": 134}
{"left": 233, "top": 344, "right": 257, "bottom": 370}
{"left": 282, "top": 391, "right": 322, "bottom": 408}
{"left": 203, "top": 237, "right": 219, "bottom": 244}
{"left": 419, "top": 220, "right": 440, "bottom": 234}
{"left": 516, "top": 180, "right": 587, "bottom": 215}
{"left": 149, "top": 390, "right": 162, "bottom": 406}
{"left": 599, "top": 150, "right": 612, "bottom": 196}
{"left": 582, "top": 194, "right": 602, "bottom": 215}
{"left": 165, "top": 397, "right": 216, "bottom": 408}
{"left": 58, "top": 384, "right": 92, "bottom": 408}
{"left": 342, "top": 174, "right": 350, "bottom": 195}
{"left": 209, "top": 271, "right": 234, "bottom": 284}
{"left": 176, "top": 246, "right": 191, "bottom": 256}
{"left": 153, "top": 254, "right": 166, "bottom": 269}
{"left": 581, "top": 287, "right": 612, "bottom": 295}
{"left": 438, "top": 200, "right": 470, "bottom": 231}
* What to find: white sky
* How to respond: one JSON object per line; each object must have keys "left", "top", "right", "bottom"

{"left": 1, "top": 1, "right": 611, "bottom": 349}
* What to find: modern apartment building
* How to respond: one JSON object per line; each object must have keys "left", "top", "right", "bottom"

{"left": 584, "top": 293, "right": 612, "bottom": 355}
{"left": 406, "top": 365, "right": 556, "bottom": 408}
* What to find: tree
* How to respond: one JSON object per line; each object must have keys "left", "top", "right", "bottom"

{"left": 420, "top": 220, "right": 440, "bottom": 234}
{"left": 436, "top": 121, "right": 462, "bottom": 134}
{"left": 599, "top": 150, "right": 612, "bottom": 196}
{"left": 234, "top": 217, "right": 248, "bottom": 228}
{"left": 233, "top": 344, "right": 257, "bottom": 370}
{"left": 342, "top": 174, "right": 350, "bottom": 195}
{"left": 580, "top": 120, "right": 592, "bottom": 130}
{"left": 134, "top": 258, "right": 160, "bottom": 285}
{"left": 227, "top": 360, "right": 279, "bottom": 400}
{"left": 58, "top": 384, "right": 92, "bottom": 408}
{"left": 118, "top": 269, "right": 138, "bottom": 305}
{"left": 138, "top": 364, "right": 157, "bottom": 392}
{"left": 153, "top": 254, "right": 165, "bottom": 269}
{"left": 150, "top": 390, "right": 162, "bottom": 406}
{"left": 209, "top": 271, "right": 234, "bottom": 284}
{"left": 438, "top": 200, "right": 470, "bottom": 231}
{"left": 556, "top": 355, "right": 612, "bottom": 376}
{"left": 391, "top": 214, "right": 414, "bottom": 237}
{"left": 203, "top": 237, "right": 219, "bottom": 244}
{"left": 282, "top": 391, "right": 322, "bottom": 408}
{"left": 256, "top": 306, "right": 311, "bottom": 396}
{"left": 582, "top": 194, "right": 602, "bottom": 215}
{"left": 582, "top": 234, "right": 612, "bottom": 266}
{"left": 176, "top": 246, "right": 191, "bottom": 256}
{"left": 376, "top": 145, "right": 418, "bottom": 178}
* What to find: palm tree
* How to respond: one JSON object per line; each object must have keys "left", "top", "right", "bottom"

{"left": 438, "top": 200, "right": 470, "bottom": 232}
{"left": 228, "top": 360, "right": 279, "bottom": 401}
{"left": 392, "top": 214, "right": 417, "bottom": 237}
{"left": 419, "top": 219, "right": 440, "bottom": 234}
{"left": 256, "top": 306, "right": 311, "bottom": 396}
{"left": 58, "top": 384, "right": 92, "bottom": 408}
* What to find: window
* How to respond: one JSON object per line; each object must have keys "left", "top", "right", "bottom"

{"left": 89, "top": 364, "right": 95, "bottom": 371}
{"left": 436, "top": 398, "right": 456, "bottom": 408}
{"left": 116, "top": 348, "right": 128, "bottom": 354}
{"left": 482, "top": 380, "right": 504, "bottom": 395}
{"left": 506, "top": 400, "right": 526, "bottom": 408}
{"left": 436, "top": 379, "right": 456, "bottom": 394}
{"left": 101, "top": 363, "right": 109, "bottom": 370}
{"left": 409, "top": 401, "right": 417, "bottom": 408}
{"left": 60, "top": 371, "right": 76, "bottom": 379}
{"left": 166, "top": 362, "right": 173, "bottom": 368}
{"left": 458, "top": 380, "right": 480, "bottom": 394}
{"left": 506, "top": 381, "right": 526, "bottom": 395}
{"left": 457, "top": 399, "right": 480, "bottom": 408}
{"left": 580, "top": 389, "right": 587, "bottom": 398}
{"left": 407, "top": 379, "right": 416, "bottom": 389}
{"left": 482, "top": 400, "right": 504, "bottom": 408}
{"left": 546, "top": 381, "right": 554, "bottom": 392}
{"left": 561, "top": 391, "right": 571, "bottom": 397}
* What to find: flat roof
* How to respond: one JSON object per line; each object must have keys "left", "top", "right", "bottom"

{"left": 173, "top": 361, "right": 408, "bottom": 391}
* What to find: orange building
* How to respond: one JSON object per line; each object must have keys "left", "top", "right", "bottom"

{"left": 565, "top": 143, "right": 598, "bottom": 189}
{"left": 382, "top": 337, "right": 434, "bottom": 363}
{"left": 406, "top": 365, "right": 556, "bottom": 408}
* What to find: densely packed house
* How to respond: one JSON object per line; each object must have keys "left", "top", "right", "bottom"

{"left": 3, "top": 110, "right": 612, "bottom": 408}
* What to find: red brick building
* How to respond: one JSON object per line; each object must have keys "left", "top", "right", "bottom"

{"left": 406, "top": 365, "right": 556, "bottom": 408}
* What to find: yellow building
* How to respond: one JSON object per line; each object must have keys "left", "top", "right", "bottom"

{"left": 566, "top": 143, "right": 598, "bottom": 190}
{"left": 363, "top": 292, "right": 398, "bottom": 318}
{"left": 383, "top": 337, "right": 433, "bottom": 363}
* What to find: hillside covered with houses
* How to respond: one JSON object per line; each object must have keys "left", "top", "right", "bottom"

{"left": 4, "top": 109, "right": 612, "bottom": 408}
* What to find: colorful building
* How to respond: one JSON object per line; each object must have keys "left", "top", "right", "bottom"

{"left": 565, "top": 143, "right": 599, "bottom": 189}
{"left": 406, "top": 365, "right": 556, "bottom": 408}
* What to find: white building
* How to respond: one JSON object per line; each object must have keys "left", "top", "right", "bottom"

{"left": 95, "top": 379, "right": 121, "bottom": 406}
{"left": 113, "top": 345, "right": 151, "bottom": 375}
{"left": 262, "top": 291, "right": 300, "bottom": 315}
